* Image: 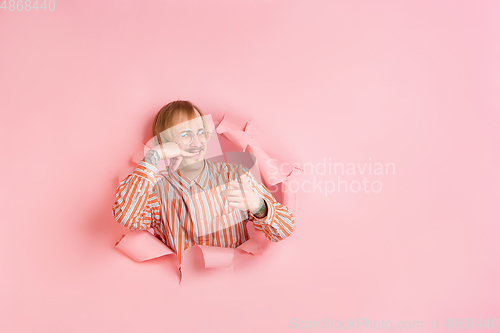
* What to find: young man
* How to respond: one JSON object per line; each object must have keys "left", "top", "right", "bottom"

{"left": 112, "top": 100, "right": 294, "bottom": 265}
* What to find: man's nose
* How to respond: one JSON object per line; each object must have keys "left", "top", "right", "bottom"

{"left": 190, "top": 134, "right": 203, "bottom": 147}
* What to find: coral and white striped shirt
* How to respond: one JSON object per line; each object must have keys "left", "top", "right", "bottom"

{"left": 112, "top": 159, "right": 294, "bottom": 263}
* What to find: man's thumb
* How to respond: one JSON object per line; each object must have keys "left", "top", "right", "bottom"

{"left": 237, "top": 165, "right": 251, "bottom": 188}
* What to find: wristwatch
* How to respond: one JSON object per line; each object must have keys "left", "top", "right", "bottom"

{"left": 250, "top": 198, "right": 267, "bottom": 219}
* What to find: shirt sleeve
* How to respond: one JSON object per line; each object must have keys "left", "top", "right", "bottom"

{"left": 241, "top": 166, "right": 295, "bottom": 242}
{"left": 112, "top": 160, "right": 161, "bottom": 230}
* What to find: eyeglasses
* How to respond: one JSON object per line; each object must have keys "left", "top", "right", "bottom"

{"left": 177, "top": 129, "right": 211, "bottom": 145}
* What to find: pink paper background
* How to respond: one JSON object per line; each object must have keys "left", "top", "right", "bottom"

{"left": 1, "top": 1, "right": 499, "bottom": 332}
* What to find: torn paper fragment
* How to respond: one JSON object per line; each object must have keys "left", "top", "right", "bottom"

{"left": 115, "top": 230, "right": 174, "bottom": 262}
{"left": 216, "top": 115, "right": 253, "bottom": 151}
{"left": 235, "top": 238, "right": 262, "bottom": 255}
{"left": 197, "top": 245, "right": 234, "bottom": 268}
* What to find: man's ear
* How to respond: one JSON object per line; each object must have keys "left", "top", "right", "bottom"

{"left": 155, "top": 133, "right": 170, "bottom": 145}
{"left": 153, "top": 135, "right": 163, "bottom": 146}
{"left": 159, "top": 129, "right": 173, "bottom": 144}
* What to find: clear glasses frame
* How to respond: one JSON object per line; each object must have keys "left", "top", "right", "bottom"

{"left": 176, "top": 128, "right": 212, "bottom": 145}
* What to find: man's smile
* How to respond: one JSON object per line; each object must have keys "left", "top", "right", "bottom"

{"left": 187, "top": 149, "right": 203, "bottom": 156}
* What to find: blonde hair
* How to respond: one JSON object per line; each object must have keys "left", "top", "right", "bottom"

{"left": 152, "top": 100, "right": 204, "bottom": 145}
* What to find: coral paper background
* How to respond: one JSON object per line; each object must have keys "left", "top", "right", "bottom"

{"left": 1, "top": 1, "right": 499, "bottom": 332}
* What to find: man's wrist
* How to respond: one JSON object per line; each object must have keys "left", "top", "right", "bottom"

{"left": 251, "top": 198, "right": 267, "bottom": 219}
{"left": 143, "top": 149, "right": 160, "bottom": 167}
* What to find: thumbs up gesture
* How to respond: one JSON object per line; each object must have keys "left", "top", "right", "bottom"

{"left": 221, "top": 165, "right": 265, "bottom": 215}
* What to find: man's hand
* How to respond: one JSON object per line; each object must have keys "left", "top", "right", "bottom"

{"left": 221, "top": 165, "right": 266, "bottom": 216}
{"left": 154, "top": 142, "right": 199, "bottom": 160}
{"left": 143, "top": 142, "right": 198, "bottom": 172}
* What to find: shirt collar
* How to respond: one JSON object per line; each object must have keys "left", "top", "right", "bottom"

{"left": 167, "top": 160, "right": 216, "bottom": 191}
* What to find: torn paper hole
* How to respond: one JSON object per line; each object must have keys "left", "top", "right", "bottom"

{"left": 114, "top": 114, "right": 297, "bottom": 283}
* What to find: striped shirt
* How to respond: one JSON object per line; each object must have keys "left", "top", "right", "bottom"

{"left": 112, "top": 159, "right": 294, "bottom": 264}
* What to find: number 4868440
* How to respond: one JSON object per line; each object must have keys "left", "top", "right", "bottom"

{"left": 1, "top": 0, "right": 56, "bottom": 11}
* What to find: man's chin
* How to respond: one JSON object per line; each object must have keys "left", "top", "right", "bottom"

{"left": 181, "top": 156, "right": 205, "bottom": 168}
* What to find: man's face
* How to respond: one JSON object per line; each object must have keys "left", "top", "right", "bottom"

{"left": 163, "top": 113, "right": 208, "bottom": 170}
